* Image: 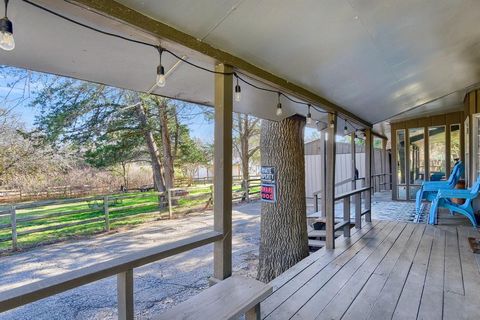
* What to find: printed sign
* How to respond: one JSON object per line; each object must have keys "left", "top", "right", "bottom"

{"left": 261, "top": 184, "right": 276, "bottom": 203}
{"left": 261, "top": 166, "right": 276, "bottom": 203}
{"left": 261, "top": 166, "right": 276, "bottom": 184}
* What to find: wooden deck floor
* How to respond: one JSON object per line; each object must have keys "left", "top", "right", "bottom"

{"left": 261, "top": 218, "right": 480, "bottom": 320}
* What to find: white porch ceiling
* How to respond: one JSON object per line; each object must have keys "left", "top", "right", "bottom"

{"left": 116, "top": 0, "right": 480, "bottom": 124}
{"left": 1, "top": 0, "right": 480, "bottom": 126}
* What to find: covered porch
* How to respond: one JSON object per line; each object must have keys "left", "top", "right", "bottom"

{"left": 1, "top": 1, "right": 480, "bottom": 320}
{"left": 262, "top": 216, "right": 480, "bottom": 320}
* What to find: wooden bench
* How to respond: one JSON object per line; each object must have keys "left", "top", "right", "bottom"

{"left": 155, "top": 275, "right": 272, "bottom": 320}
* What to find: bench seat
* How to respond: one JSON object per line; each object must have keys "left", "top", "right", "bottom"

{"left": 155, "top": 275, "right": 272, "bottom": 320}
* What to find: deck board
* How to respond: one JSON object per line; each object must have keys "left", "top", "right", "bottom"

{"left": 261, "top": 221, "right": 480, "bottom": 320}
{"left": 264, "top": 222, "right": 396, "bottom": 320}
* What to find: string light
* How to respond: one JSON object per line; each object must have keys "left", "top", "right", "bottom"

{"left": 156, "top": 47, "right": 166, "bottom": 87}
{"left": 329, "top": 118, "right": 335, "bottom": 129}
{"left": 20, "top": 0, "right": 365, "bottom": 132}
{"left": 344, "top": 124, "right": 349, "bottom": 135}
{"left": 306, "top": 104, "right": 313, "bottom": 124}
{"left": 234, "top": 77, "right": 241, "bottom": 102}
{"left": 276, "top": 92, "right": 283, "bottom": 116}
{"left": 0, "top": 0, "right": 14, "bottom": 51}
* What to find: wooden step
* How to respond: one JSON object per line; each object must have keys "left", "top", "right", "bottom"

{"left": 313, "top": 218, "right": 351, "bottom": 232}
{"left": 308, "top": 230, "right": 343, "bottom": 238}
{"left": 308, "top": 239, "right": 326, "bottom": 248}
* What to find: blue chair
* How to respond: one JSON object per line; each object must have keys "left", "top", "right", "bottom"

{"left": 428, "top": 176, "right": 480, "bottom": 227}
{"left": 415, "top": 161, "right": 464, "bottom": 214}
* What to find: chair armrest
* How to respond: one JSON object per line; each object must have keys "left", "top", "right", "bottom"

{"left": 422, "top": 182, "right": 454, "bottom": 192}
{"left": 422, "top": 181, "right": 448, "bottom": 187}
{"left": 436, "top": 189, "right": 474, "bottom": 200}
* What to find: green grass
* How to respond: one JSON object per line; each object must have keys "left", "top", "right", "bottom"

{"left": 0, "top": 190, "right": 213, "bottom": 251}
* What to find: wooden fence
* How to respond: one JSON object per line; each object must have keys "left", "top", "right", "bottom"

{"left": 0, "top": 179, "right": 261, "bottom": 251}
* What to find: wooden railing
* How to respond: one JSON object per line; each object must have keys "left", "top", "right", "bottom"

{"left": 0, "top": 231, "right": 223, "bottom": 318}
{"left": 312, "top": 177, "right": 366, "bottom": 213}
{"left": 371, "top": 173, "right": 392, "bottom": 192}
{"left": 334, "top": 186, "right": 371, "bottom": 230}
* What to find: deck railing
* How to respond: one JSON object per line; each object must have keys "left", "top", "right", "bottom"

{"left": 371, "top": 173, "right": 392, "bottom": 192}
{"left": 0, "top": 231, "right": 223, "bottom": 319}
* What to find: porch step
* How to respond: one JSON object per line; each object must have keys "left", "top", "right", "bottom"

{"left": 308, "top": 239, "right": 326, "bottom": 248}
{"left": 313, "top": 218, "right": 351, "bottom": 231}
{"left": 308, "top": 230, "right": 343, "bottom": 238}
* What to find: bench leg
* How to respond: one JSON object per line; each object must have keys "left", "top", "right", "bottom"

{"left": 246, "top": 304, "right": 260, "bottom": 320}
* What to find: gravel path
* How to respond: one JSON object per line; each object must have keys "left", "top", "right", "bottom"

{"left": 0, "top": 202, "right": 261, "bottom": 320}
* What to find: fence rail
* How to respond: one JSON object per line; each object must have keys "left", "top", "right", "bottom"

{"left": 0, "top": 179, "right": 261, "bottom": 251}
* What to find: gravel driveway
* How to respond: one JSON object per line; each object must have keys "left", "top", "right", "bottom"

{"left": 0, "top": 202, "right": 261, "bottom": 320}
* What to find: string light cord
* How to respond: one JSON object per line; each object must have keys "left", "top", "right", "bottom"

{"left": 21, "top": 0, "right": 360, "bottom": 125}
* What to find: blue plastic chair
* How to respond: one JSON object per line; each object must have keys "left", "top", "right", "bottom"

{"left": 428, "top": 176, "right": 480, "bottom": 227}
{"left": 415, "top": 161, "right": 464, "bottom": 214}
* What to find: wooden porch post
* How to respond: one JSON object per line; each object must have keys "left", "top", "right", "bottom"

{"left": 319, "top": 130, "right": 326, "bottom": 217}
{"left": 351, "top": 132, "right": 356, "bottom": 190}
{"left": 365, "top": 128, "right": 372, "bottom": 222}
{"left": 326, "top": 113, "right": 337, "bottom": 249}
{"left": 213, "top": 64, "right": 233, "bottom": 280}
{"left": 382, "top": 138, "right": 387, "bottom": 191}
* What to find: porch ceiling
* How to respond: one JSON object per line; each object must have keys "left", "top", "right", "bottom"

{"left": 1, "top": 0, "right": 480, "bottom": 126}
{"left": 115, "top": 0, "right": 480, "bottom": 124}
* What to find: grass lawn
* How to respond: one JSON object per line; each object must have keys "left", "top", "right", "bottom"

{"left": 0, "top": 184, "right": 260, "bottom": 252}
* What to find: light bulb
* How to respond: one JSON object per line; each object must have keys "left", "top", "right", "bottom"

{"left": 276, "top": 103, "right": 283, "bottom": 116}
{"left": 344, "top": 126, "right": 348, "bottom": 135}
{"left": 0, "top": 18, "right": 14, "bottom": 51}
{"left": 234, "top": 84, "right": 241, "bottom": 102}
{"left": 156, "top": 65, "right": 166, "bottom": 87}
{"left": 306, "top": 113, "right": 312, "bottom": 125}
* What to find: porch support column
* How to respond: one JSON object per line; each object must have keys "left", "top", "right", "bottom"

{"left": 326, "top": 113, "right": 337, "bottom": 249}
{"left": 365, "top": 128, "right": 372, "bottom": 222}
{"left": 319, "top": 130, "right": 326, "bottom": 217}
{"left": 351, "top": 132, "right": 356, "bottom": 190}
{"left": 213, "top": 64, "right": 233, "bottom": 280}
{"left": 382, "top": 138, "right": 388, "bottom": 191}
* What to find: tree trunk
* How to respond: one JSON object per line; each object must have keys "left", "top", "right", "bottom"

{"left": 257, "top": 115, "right": 309, "bottom": 283}
{"left": 135, "top": 104, "right": 166, "bottom": 192}
{"left": 157, "top": 98, "right": 175, "bottom": 189}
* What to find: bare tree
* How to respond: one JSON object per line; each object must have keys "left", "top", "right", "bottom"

{"left": 233, "top": 113, "right": 260, "bottom": 199}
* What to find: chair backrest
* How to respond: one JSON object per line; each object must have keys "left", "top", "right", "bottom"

{"left": 447, "top": 161, "right": 464, "bottom": 187}
{"left": 464, "top": 175, "right": 480, "bottom": 208}
{"left": 470, "top": 176, "right": 480, "bottom": 195}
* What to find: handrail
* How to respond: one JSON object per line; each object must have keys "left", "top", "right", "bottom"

{"left": 334, "top": 187, "right": 371, "bottom": 201}
{"left": 0, "top": 231, "right": 223, "bottom": 312}
{"left": 312, "top": 177, "right": 366, "bottom": 197}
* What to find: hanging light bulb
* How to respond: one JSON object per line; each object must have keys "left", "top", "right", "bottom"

{"left": 234, "top": 77, "right": 241, "bottom": 102}
{"left": 156, "top": 47, "right": 166, "bottom": 87}
{"left": 0, "top": 0, "right": 14, "bottom": 51}
{"left": 276, "top": 92, "right": 283, "bottom": 116}
{"left": 306, "top": 104, "right": 313, "bottom": 124}
{"left": 344, "top": 124, "right": 349, "bottom": 135}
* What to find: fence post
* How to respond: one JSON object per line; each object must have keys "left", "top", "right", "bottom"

{"left": 104, "top": 196, "right": 110, "bottom": 232}
{"left": 11, "top": 205, "right": 17, "bottom": 250}
{"left": 167, "top": 189, "right": 173, "bottom": 219}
